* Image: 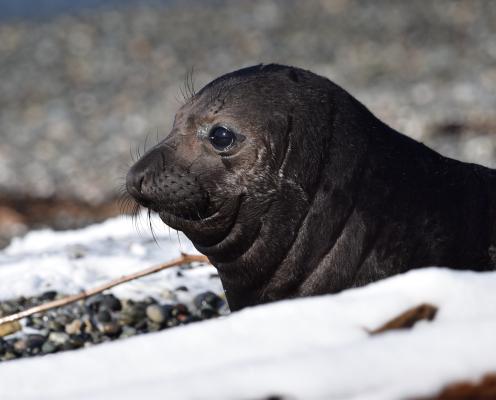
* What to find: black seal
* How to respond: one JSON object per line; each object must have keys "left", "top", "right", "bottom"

{"left": 127, "top": 64, "right": 496, "bottom": 311}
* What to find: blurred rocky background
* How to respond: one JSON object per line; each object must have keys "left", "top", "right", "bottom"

{"left": 0, "top": 0, "right": 495, "bottom": 246}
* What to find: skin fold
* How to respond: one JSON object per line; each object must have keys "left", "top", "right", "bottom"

{"left": 127, "top": 64, "right": 496, "bottom": 311}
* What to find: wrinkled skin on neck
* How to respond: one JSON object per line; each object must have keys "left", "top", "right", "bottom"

{"left": 128, "top": 65, "right": 496, "bottom": 311}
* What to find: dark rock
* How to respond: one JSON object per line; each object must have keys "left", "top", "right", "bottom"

{"left": 61, "top": 341, "right": 76, "bottom": 351}
{"left": 85, "top": 294, "right": 106, "bottom": 313}
{"left": 26, "top": 334, "right": 46, "bottom": 349}
{"left": 200, "top": 308, "right": 217, "bottom": 319}
{"left": 133, "top": 319, "right": 147, "bottom": 332}
{"left": 39, "top": 291, "right": 58, "bottom": 301}
{"left": 120, "top": 300, "right": 147, "bottom": 326}
{"left": 143, "top": 297, "right": 158, "bottom": 306}
{"left": 101, "top": 294, "right": 122, "bottom": 312}
{"left": 194, "top": 291, "right": 224, "bottom": 311}
{"left": 90, "top": 331, "right": 104, "bottom": 343}
{"left": 181, "top": 315, "right": 202, "bottom": 324}
{"left": 47, "top": 319, "right": 65, "bottom": 332}
{"left": 41, "top": 341, "right": 58, "bottom": 354}
{"left": 55, "top": 313, "right": 73, "bottom": 325}
{"left": 68, "top": 334, "right": 86, "bottom": 349}
{"left": 173, "top": 303, "right": 190, "bottom": 316}
{"left": 97, "top": 309, "right": 112, "bottom": 323}
{"left": 17, "top": 296, "right": 27, "bottom": 306}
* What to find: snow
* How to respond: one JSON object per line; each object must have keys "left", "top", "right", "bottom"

{"left": 1, "top": 215, "right": 496, "bottom": 399}
{"left": 0, "top": 213, "right": 222, "bottom": 302}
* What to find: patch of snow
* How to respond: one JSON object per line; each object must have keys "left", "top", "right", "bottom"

{"left": 0, "top": 213, "right": 220, "bottom": 302}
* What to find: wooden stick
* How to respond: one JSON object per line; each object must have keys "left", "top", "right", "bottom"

{"left": 367, "top": 303, "right": 438, "bottom": 335}
{"left": 0, "top": 253, "right": 209, "bottom": 327}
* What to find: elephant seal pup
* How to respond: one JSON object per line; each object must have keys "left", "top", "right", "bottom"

{"left": 127, "top": 64, "right": 496, "bottom": 311}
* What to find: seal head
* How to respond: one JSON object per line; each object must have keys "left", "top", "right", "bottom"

{"left": 127, "top": 64, "right": 496, "bottom": 310}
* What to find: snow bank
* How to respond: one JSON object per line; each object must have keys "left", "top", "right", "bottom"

{"left": 0, "top": 215, "right": 495, "bottom": 399}
{"left": 0, "top": 214, "right": 221, "bottom": 302}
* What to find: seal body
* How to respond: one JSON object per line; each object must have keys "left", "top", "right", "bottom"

{"left": 127, "top": 64, "right": 496, "bottom": 311}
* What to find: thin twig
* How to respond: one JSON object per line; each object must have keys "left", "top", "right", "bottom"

{"left": 367, "top": 303, "right": 438, "bottom": 335}
{"left": 0, "top": 253, "right": 209, "bottom": 327}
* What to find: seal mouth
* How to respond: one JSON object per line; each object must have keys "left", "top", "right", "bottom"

{"left": 157, "top": 195, "right": 243, "bottom": 232}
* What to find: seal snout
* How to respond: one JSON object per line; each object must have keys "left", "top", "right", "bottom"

{"left": 126, "top": 149, "right": 161, "bottom": 208}
{"left": 126, "top": 147, "right": 209, "bottom": 219}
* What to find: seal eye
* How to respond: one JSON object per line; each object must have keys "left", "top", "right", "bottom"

{"left": 209, "top": 126, "right": 236, "bottom": 151}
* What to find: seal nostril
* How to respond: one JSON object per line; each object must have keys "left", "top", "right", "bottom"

{"left": 138, "top": 176, "right": 145, "bottom": 194}
{"left": 126, "top": 168, "right": 148, "bottom": 201}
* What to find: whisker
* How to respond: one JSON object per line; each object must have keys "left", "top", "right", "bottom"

{"left": 148, "top": 209, "right": 160, "bottom": 247}
{"left": 144, "top": 133, "right": 150, "bottom": 154}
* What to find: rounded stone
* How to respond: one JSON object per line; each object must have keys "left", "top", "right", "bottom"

{"left": 65, "top": 319, "right": 83, "bottom": 335}
{"left": 48, "top": 332, "right": 70, "bottom": 345}
{"left": 193, "top": 291, "right": 224, "bottom": 311}
{"left": 39, "top": 291, "right": 58, "bottom": 301}
{"left": 26, "top": 334, "right": 46, "bottom": 349}
{"left": 13, "top": 339, "right": 28, "bottom": 354}
{"left": 41, "top": 341, "right": 58, "bottom": 354}
{"left": 99, "top": 322, "right": 121, "bottom": 337}
{"left": 145, "top": 304, "right": 171, "bottom": 324}
{"left": 47, "top": 320, "right": 65, "bottom": 331}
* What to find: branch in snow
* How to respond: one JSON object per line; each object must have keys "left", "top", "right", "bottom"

{"left": 368, "top": 303, "right": 438, "bottom": 335}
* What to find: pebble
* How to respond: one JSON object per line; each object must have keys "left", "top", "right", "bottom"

{"left": 97, "top": 309, "right": 112, "bottom": 323}
{"left": 39, "top": 291, "right": 58, "bottom": 301}
{"left": 86, "top": 294, "right": 105, "bottom": 313}
{"left": 47, "top": 320, "right": 65, "bottom": 332}
{"left": 99, "top": 322, "right": 121, "bottom": 337}
{"left": 119, "top": 326, "right": 137, "bottom": 339}
{"left": 194, "top": 291, "right": 224, "bottom": 309}
{"left": 41, "top": 341, "right": 58, "bottom": 354}
{"left": 120, "top": 300, "right": 147, "bottom": 326}
{"left": 48, "top": 332, "right": 70, "bottom": 345}
{"left": 147, "top": 321, "right": 162, "bottom": 332}
{"left": 65, "top": 319, "right": 83, "bottom": 335}
{"left": 146, "top": 304, "right": 171, "bottom": 324}
{"left": 27, "top": 335, "right": 46, "bottom": 349}
{"left": 13, "top": 339, "right": 28, "bottom": 353}
{"left": 101, "top": 294, "right": 122, "bottom": 312}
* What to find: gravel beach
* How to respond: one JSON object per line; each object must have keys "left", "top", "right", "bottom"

{"left": 0, "top": 0, "right": 495, "bottom": 205}
{"left": 0, "top": 287, "right": 228, "bottom": 362}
